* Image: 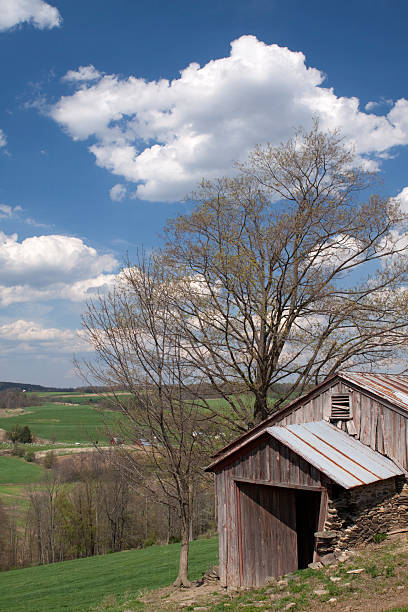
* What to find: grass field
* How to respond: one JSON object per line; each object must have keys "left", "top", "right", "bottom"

{"left": 0, "top": 483, "right": 31, "bottom": 509}
{"left": 0, "top": 457, "right": 45, "bottom": 524}
{"left": 0, "top": 456, "right": 45, "bottom": 485}
{"left": 0, "top": 537, "right": 218, "bottom": 612}
{"left": 0, "top": 403, "right": 123, "bottom": 443}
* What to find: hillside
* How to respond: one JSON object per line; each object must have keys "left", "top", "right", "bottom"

{"left": 1, "top": 532, "right": 408, "bottom": 611}
{"left": 0, "top": 537, "right": 218, "bottom": 612}
{"left": 144, "top": 532, "right": 408, "bottom": 612}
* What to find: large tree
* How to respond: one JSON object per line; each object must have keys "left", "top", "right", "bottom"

{"left": 81, "top": 256, "right": 218, "bottom": 586}
{"left": 163, "top": 122, "right": 408, "bottom": 428}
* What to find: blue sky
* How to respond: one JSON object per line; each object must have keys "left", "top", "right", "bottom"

{"left": 1, "top": 0, "right": 408, "bottom": 386}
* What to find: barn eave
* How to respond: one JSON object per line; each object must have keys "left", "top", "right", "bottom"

{"left": 267, "top": 421, "right": 404, "bottom": 489}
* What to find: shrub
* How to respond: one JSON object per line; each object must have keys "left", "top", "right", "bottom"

{"left": 143, "top": 535, "right": 156, "bottom": 548}
{"left": 371, "top": 533, "right": 387, "bottom": 544}
{"left": 7, "top": 424, "right": 32, "bottom": 444}
{"left": 168, "top": 535, "right": 181, "bottom": 544}
{"left": 43, "top": 451, "right": 56, "bottom": 469}
{"left": 25, "top": 450, "right": 35, "bottom": 462}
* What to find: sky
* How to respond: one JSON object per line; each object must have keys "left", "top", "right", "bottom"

{"left": 1, "top": 0, "right": 408, "bottom": 386}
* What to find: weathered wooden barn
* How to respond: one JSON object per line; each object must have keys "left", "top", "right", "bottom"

{"left": 206, "top": 372, "right": 408, "bottom": 588}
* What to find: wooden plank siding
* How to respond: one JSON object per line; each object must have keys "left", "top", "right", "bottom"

{"left": 238, "top": 483, "right": 298, "bottom": 586}
{"left": 274, "top": 381, "right": 408, "bottom": 470}
{"left": 215, "top": 436, "right": 329, "bottom": 587}
{"left": 214, "top": 375, "right": 408, "bottom": 587}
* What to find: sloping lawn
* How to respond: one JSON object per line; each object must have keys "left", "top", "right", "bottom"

{"left": 0, "top": 537, "right": 218, "bottom": 612}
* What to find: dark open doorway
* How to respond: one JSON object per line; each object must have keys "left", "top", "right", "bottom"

{"left": 295, "top": 490, "right": 321, "bottom": 569}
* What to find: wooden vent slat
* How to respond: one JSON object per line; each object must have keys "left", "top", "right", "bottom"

{"left": 331, "top": 394, "right": 351, "bottom": 420}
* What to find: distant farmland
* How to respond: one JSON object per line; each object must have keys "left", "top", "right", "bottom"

{"left": 0, "top": 401, "right": 123, "bottom": 444}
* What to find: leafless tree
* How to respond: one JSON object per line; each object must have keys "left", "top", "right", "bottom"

{"left": 81, "top": 255, "right": 218, "bottom": 587}
{"left": 163, "top": 121, "right": 408, "bottom": 427}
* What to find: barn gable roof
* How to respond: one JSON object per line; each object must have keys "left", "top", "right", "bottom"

{"left": 267, "top": 421, "right": 404, "bottom": 489}
{"left": 338, "top": 372, "right": 408, "bottom": 414}
{"left": 207, "top": 371, "right": 408, "bottom": 472}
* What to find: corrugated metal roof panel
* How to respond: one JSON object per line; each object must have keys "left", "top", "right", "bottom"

{"left": 339, "top": 372, "right": 408, "bottom": 414}
{"left": 266, "top": 420, "right": 404, "bottom": 489}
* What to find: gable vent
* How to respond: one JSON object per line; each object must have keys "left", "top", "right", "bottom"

{"left": 330, "top": 394, "right": 352, "bottom": 420}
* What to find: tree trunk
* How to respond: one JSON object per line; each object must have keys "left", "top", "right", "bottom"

{"left": 173, "top": 515, "right": 191, "bottom": 587}
{"left": 253, "top": 391, "right": 269, "bottom": 425}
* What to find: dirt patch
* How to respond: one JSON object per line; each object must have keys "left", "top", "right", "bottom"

{"left": 319, "top": 589, "right": 408, "bottom": 611}
{"left": 141, "top": 582, "right": 224, "bottom": 610}
{"left": 0, "top": 408, "right": 29, "bottom": 418}
{"left": 34, "top": 445, "right": 137, "bottom": 459}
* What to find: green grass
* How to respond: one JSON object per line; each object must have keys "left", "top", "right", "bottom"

{"left": 52, "top": 395, "right": 118, "bottom": 406}
{"left": 0, "top": 458, "right": 45, "bottom": 525}
{"left": 0, "top": 483, "right": 31, "bottom": 509}
{"left": 0, "top": 403, "right": 123, "bottom": 443}
{"left": 0, "top": 456, "right": 45, "bottom": 485}
{"left": 0, "top": 537, "right": 218, "bottom": 612}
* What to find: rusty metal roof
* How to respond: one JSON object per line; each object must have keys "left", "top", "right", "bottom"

{"left": 206, "top": 371, "right": 408, "bottom": 473}
{"left": 266, "top": 420, "right": 404, "bottom": 489}
{"left": 339, "top": 372, "right": 408, "bottom": 414}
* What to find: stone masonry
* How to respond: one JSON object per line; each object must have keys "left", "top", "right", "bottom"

{"left": 321, "top": 476, "right": 408, "bottom": 552}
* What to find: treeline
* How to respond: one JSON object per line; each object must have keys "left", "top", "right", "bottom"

{"left": 0, "top": 390, "right": 42, "bottom": 411}
{"left": 0, "top": 452, "right": 215, "bottom": 571}
{"left": 0, "top": 382, "right": 74, "bottom": 393}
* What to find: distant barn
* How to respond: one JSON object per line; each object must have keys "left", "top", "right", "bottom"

{"left": 206, "top": 372, "right": 408, "bottom": 588}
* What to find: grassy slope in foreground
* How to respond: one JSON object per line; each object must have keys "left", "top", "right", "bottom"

{"left": 0, "top": 537, "right": 218, "bottom": 612}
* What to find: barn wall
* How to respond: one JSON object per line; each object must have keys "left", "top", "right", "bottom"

{"left": 215, "top": 435, "right": 328, "bottom": 587}
{"left": 215, "top": 377, "right": 408, "bottom": 587}
{"left": 275, "top": 381, "right": 408, "bottom": 470}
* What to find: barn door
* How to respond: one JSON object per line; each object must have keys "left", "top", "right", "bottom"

{"left": 237, "top": 483, "right": 298, "bottom": 587}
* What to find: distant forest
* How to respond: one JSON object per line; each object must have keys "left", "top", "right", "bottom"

{"left": 0, "top": 380, "right": 301, "bottom": 397}
{"left": 0, "top": 382, "right": 75, "bottom": 393}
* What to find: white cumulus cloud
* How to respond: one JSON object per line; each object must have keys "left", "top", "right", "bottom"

{"left": 109, "top": 183, "right": 127, "bottom": 202}
{"left": 393, "top": 187, "right": 408, "bottom": 213}
{"left": 0, "top": 320, "right": 92, "bottom": 353}
{"left": 50, "top": 35, "right": 408, "bottom": 203}
{"left": 0, "top": 231, "right": 118, "bottom": 305}
{"left": 0, "top": 0, "right": 62, "bottom": 31}
{"left": 365, "top": 99, "right": 393, "bottom": 112}
{"left": 62, "top": 65, "right": 102, "bottom": 83}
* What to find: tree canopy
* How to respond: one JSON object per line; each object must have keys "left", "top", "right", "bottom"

{"left": 163, "top": 122, "right": 408, "bottom": 427}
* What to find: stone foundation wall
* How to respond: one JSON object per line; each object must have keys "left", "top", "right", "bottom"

{"left": 323, "top": 476, "right": 408, "bottom": 551}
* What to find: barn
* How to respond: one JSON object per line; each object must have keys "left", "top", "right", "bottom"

{"left": 206, "top": 372, "right": 408, "bottom": 588}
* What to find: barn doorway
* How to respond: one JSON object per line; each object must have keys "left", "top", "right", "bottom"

{"left": 295, "top": 490, "right": 321, "bottom": 569}
{"left": 237, "top": 482, "right": 321, "bottom": 586}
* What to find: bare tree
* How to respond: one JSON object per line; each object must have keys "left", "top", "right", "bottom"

{"left": 81, "top": 255, "right": 218, "bottom": 587}
{"left": 163, "top": 121, "right": 408, "bottom": 428}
